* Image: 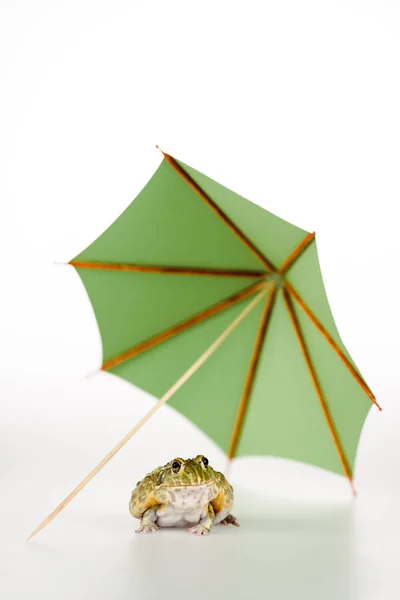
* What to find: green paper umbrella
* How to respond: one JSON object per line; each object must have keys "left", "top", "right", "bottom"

{"left": 27, "top": 148, "right": 380, "bottom": 540}
{"left": 71, "top": 147, "right": 380, "bottom": 479}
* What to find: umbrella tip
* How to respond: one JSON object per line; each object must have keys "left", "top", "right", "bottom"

{"left": 370, "top": 394, "right": 382, "bottom": 410}
{"left": 155, "top": 145, "right": 166, "bottom": 156}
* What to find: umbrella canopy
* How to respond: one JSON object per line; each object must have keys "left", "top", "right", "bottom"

{"left": 69, "top": 149, "right": 379, "bottom": 487}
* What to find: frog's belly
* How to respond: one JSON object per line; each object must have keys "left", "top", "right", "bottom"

{"left": 156, "top": 506, "right": 207, "bottom": 527}
{"left": 156, "top": 483, "right": 213, "bottom": 528}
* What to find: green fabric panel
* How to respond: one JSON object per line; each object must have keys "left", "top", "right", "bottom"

{"left": 294, "top": 302, "right": 372, "bottom": 474}
{"left": 111, "top": 294, "right": 267, "bottom": 454}
{"left": 174, "top": 157, "right": 309, "bottom": 269}
{"left": 236, "top": 291, "right": 342, "bottom": 475}
{"left": 73, "top": 159, "right": 264, "bottom": 271}
{"left": 286, "top": 241, "right": 366, "bottom": 379}
{"left": 74, "top": 268, "right": 260, "bottom": 363}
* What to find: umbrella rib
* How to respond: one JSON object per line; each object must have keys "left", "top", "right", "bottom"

{"left": 227, "top": 286, "right": 278, "bottom": 460}
{"left": 26, "top": 288, "right": 268, "bottom": 541}
{"left": 102, "top": 279, "right": 268, "bottom": 371}
{"left": 279, "top": 232, "right": 316, "bottom": 274}
{"left": 285, "top": 282, "right": 380, "bottom": 409}
{"left": 282, "top": 288, "right": 356, "bottom": 495}
{"left": 69, "top": 260, "right": 267, "bottom": 279}
{"left": 157, "top": 147, "right": 276, "bottom": 272}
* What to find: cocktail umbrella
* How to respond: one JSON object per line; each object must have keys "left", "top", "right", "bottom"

{"left": 27, "top": 148, "right": 380, "bottom": 540}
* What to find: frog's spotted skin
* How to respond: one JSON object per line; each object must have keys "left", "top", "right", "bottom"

{"left": 129, "top": 455, "right": 239, "bottom": 535}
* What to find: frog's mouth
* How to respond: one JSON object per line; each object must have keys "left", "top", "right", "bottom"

{"left": 158, "top": 479, "right": 216, "bottom": 489}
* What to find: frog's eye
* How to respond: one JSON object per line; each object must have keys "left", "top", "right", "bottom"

{"left": 202, "top": 456, "right": 209, "bottom": 467}
{"left": 172, "top": 460, "right": 181, "bottom": 473}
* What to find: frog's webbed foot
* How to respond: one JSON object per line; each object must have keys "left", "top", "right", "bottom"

{"left": 219, "top": 514, "right": 240, "bottom": 527}
{"left": 187, "top": 503, "right": 215, "bottom": 536}
{"left": 135, "top": 523, "right": 160, "bottom": 534}
{"left": 135, "top": 505, "right": 162, "bottom": 533}
{"left": 187, "top": 524, "right": 210, "bottom": 536}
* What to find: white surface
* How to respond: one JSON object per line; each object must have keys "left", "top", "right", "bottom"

{"left": 1, "top": 1, "right": 400, "bottom": 599}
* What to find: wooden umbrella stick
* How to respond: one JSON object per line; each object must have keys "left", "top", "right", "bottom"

{"left": 282, "top": 288, "right": 356, "bottom": 495}
{"left": 26, "top": 286, "right": 268, "bottom": 542}
{"left": 156, "top": 147, "right": 277, "bottom": 273}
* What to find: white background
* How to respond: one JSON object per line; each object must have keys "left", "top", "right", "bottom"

{"left": 1, "top": 1, "right": 400, "bottom": 598}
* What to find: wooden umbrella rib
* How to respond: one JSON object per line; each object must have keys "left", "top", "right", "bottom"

{"left": 285, "top": 282, "right": 380, "bottom": 409}
{"left": 102, "top": 279, "right": 267, "bottom": 371}
{"left": 227, "top": 286, "right": 278, "bottom": 459}
{"left": 282, "top": 288, "right": 356, "bottom": 495}
{"left": 157, "top": 147, "right": 276, "bottom": 273}
{"left": 279, "top": 232, "right": 316, "bottom": 274}
{"left": 69, "top": 260, "right": 268, "bottom": 279}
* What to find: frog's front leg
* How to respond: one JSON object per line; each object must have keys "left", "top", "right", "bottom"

{"left": 136, "top": 504, "right": 162, "bottom": 533}
{"left": 187, "top": 503, "right": 215, "bottom": 536}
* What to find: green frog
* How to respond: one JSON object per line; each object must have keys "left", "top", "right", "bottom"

{"left": 129, "top": 455, "right": 239, "bottom": 535}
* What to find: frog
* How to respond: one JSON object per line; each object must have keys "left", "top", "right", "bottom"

{"left": 129, "top": 455, "right": 239, "bottom": 535}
